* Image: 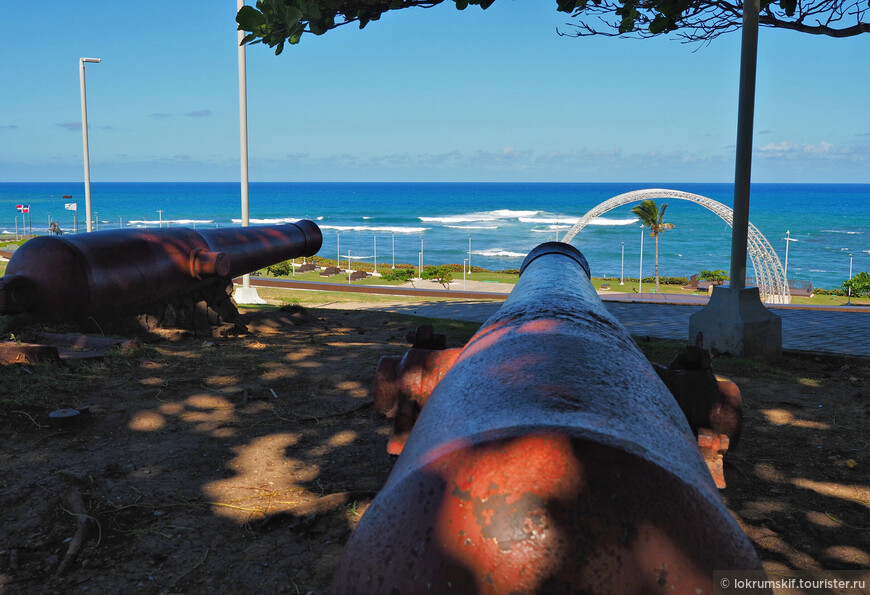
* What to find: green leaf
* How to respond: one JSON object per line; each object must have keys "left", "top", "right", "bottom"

{"left": 236, "top": 5, "right": 266, "bottom": 30}
{"left": 455, "top": 0, "right": 469, "bottom": 9}
{"left": 649, "top": 14, "right": 668, "bottom": 33}
{"left": 479, "top": 0, "right": 495, "bottom": 8}
{"left": 241, "top": 33, "right": 259, "bottom": 44}
{"left": 779, "top": 0, "right": 797, "bottom": 16}
{"left": 284, "top": 6, "right": 303, "bottom": 24}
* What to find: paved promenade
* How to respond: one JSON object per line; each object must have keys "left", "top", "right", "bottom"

{"left": 299, "top": 281, "right": 870, "bottom": 358}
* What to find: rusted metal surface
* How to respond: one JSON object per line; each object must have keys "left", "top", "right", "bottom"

{"left": 332, "top": 242, "right": 765, "bottom": 594}
{"left": 697, "top": 429, "right": 731, "bottom": 489}
{"left": 652, "top": 342, "right": 743, "bottom": 487}
{"left": 0, "top": 221, "right": 321, "bottom": 318}
{"left": 381, "top": 347, "right": 462, "bottom": 455}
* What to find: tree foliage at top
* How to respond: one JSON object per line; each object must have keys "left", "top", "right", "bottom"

{"left": 237, "top": 0, "right": 869, "bottom": 53}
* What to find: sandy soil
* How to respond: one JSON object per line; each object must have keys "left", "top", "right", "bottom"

{"left": 0, "top": 306, "right": 868, "bottom": 594}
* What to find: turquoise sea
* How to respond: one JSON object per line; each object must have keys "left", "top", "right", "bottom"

{"left": 1, "top": 182, "right": 868, "bottom": 290}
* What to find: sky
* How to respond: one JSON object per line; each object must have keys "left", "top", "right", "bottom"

{"left": 1, "top": 1, "right": 868, "bottom": 183}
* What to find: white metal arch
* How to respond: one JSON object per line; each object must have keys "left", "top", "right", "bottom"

{"left": 561, "top": 188, "right": 790, "bottom": 304}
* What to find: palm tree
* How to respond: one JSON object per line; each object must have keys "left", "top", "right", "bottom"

{"left": 630, "top": 199, "right": 675, "bottom": 294}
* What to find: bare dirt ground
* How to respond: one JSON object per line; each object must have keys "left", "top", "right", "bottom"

{"left": 0, "top": 305, "right": 868, "bottom": 594}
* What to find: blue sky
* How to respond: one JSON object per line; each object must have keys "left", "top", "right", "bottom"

{"left": 2, "top": 1, "right": 868, "bottom": 183}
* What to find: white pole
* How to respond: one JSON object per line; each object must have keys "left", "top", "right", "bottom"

{"left": 374, "top": 235, "right": 377, "bottom": 275}
{"left": 391, "top": 232, "right": 395, "bottom": 268}
{"left": 348, "top": 250, "right": 352, "bottom": 284}
{"left": 15, "top": 215, "right": 18, "bottom": 240}
{"left": 79, "top": 57, "right": 100, "bottom": 233}
{"left": 784, "top": 230, "right": 790, "bottom": 279}
{"left": 119, "top": 215, "right": 122, "bottom": 229}
{"left": 620, "top": 242, "right": 625, "bottom": 285}
{"left": 157, "top": 209, "right": 163, "bottom": 228}
{"left": 95, "top": 212, "right": 99, "bottom": 231}
{"left": 232, "top": 0, "right": 265, "bottom": 304}
{"left": 239, "top": 0, "right": 252, "bottom": 292}
{"left": 337, "top": 232, "right": 340, "bottom": 266}
{"left": 463, "top": 258, "right": 468, "bottom": 291}
{"left": 420, "top": 236, "right": 424, "bottom": 277}
{"left": 848, "top": 253, "right": 853, "bottom": 305}
{"left": 639, "top": 224, "right": 644, "bottom": 294}
{"left": 468, "top": 235, "right": 471, "bottom": 271}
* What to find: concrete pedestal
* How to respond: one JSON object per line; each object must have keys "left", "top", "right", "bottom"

{"left": 689, "top": 285, "right": 781, "bottom": 360}
{"left": 233, "top": 284, "right": 266, "bottom": 305}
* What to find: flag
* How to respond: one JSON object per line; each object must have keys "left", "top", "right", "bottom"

{"left": 65, "top": 203, "right": 77, "bottom": 211}
{"left": 16, "top": 204, "right": 30, "bottom": 213}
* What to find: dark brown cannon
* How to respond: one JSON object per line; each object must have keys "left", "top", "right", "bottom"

{"left": 0, "top": 221, "right": 322, "bottom": 318}
{"left": 332, "top": 242, "right": 765, "bottom": 594}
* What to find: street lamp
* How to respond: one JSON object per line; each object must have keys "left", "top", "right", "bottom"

{"left": 468, "top": 235, "right": 472, "bottom": 271}
{"left": 79, "top": 57, "right": 101, "bottom": 233}
{"left": 157, "top": 209, "right": 164, "bottom": 228}
{"left": 783, "top": 229, "right": 793, "bottom": 280}
{"left": 391, "top": 232, "right": 395, "bottom": 269}
{"left": 848, "top": 254, "right": 852, "bottom": 306}
{"left": 336, "top": 231, "right": 340, "bottom": 266}
{"left": 620, "top": 241, "right": 625, "bottom": 285}
{"left": 373, "top": 235, "right": 378, "bottom": 275}
{"left": 463, "top": 258, "right": 468, "bottom": 291}
{"left": 420, "top": 236, "right": 424, "bottom": 278}
{"left": 639, "top": 224, "right": 644, "bottom": 294}
{"left": 233, "top": 0, "right": 265, "bottom": 305}
{"left": 348, "top": 250, "right": 352, "bottom": 285}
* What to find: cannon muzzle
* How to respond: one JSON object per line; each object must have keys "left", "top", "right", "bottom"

{"left": 332, "top": 242, "right": 765, "bottom": 594}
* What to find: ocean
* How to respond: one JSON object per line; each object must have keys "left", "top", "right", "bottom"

{"left": 1, "top": 182, "right": 868, "bottom": 290}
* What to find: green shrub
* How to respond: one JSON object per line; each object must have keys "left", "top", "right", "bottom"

{"left": 700, "top": 269, "right": 729, "bottom": 283}
{"left": 380, "top": 267, "right": 415, "bottom": 282}
{"left": 842, "top": 271, "right": 870, "bottom": 297}
{"left": 422, "top": 265, "right": 454, "bottom": 287}
{"left": 266, "top": 260, "right": 293, "bottom": 276}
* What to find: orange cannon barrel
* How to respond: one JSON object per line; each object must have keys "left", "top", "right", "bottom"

{"left": 332, "top": 242, "right": 765, "bottom": 594}
{"left": 0, "top": 220, "right": 321, "bottom": 317}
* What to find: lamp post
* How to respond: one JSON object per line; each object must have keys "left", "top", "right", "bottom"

{"left": 848, "top": 254, "right": 852, "bottom": 306}
{"left": 337, "top": 231, "right": 340, "bottom": 266}
{"left": 391, "top": 232, "right": 395, "bottom": 269}
{"left": 420, "top": 236, "right": 424, "bottom": 278}
{"left": 94, "top": 212, "right": 99, "bottom": 231}
{"left": 639, "top": 224, "right": 644, "bottom": 295}
{"left": 783, "top": 230, "right": 791, "bottom": 279}
{"left": 463, "top": 258, "right": 468, "bottom": 291}
{"left": 233, "top": 0, "right": 265, "bottom": 304}
{"left": 348, "top": 250, "right": 352, "bottom": 285}
{"left": 620, "top": 241, "right": 625, "bottom": 285}
{"left": 79, "top": 57, "right": 101, "bottom": 233}
{"left": 468, "top": 235, "right": 471, "bottom": 271}
{"left": 373, "top": 235, "right": 378, "bottom": 275}
{"left": 157, "top": 209, "right": 163, "bottom": 228}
